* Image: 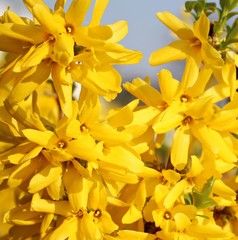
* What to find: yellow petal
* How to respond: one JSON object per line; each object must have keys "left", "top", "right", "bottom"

{"left": 174, "top": 213, "right": 191, "bottom": 231}
{"left": 0, "top": 23, "right": 45, "bottom": 45}
{"left": 149, "top": 40, "right": 188, "bottom": 66}
{"left": 31, "top": 198, "right": 71, "bottom": 217}
{"left": 46, "top": 177, "right": 64, "bottom": 200}
{"left": 191, "top": 124, "right": 237, "bottom": 163}
{"left": 171, "top": 126, "right": 191, "bottom": 170}
{"left": 78, "top": 87, "right": 101, "bottom": 124}
{"left": 107, "top": 99, "right": 138, "bottom": 128}
{"left": 122, "top": 204, "right": 142, "bottom": 224}
{"left": 163, "top": 179, "right": 187, "bottom": 209}
{"left": 9, "top": 62, "right": 51, "bottom": 104}
{"left": 89, "top": 0, "right": 110, "bottom": 26}
{"left": 63, "top": 165, "right": 93, "bottom": 212}
{"left": 28, "top": 164, "right": 62, "bottom": 193}
{"left": 213, "top": 179, "right": 236, "bottom": 201}
{"left": 46, "top": 217, "right": 78, "bottom": 239}
{"left": 90, "top": 123, "right": 132, "bottom": 145}
{"left": 201, "top": 42, "right": 223, "bottom": 67}
{"left": 178, "top": 56, "right": 199, "bottom": 92}
{"left": 79, "top": 65, "right": 122, "bottom": 101}
{"left": 22, "top": 129, "right": 56, "bottom": 147}
{"left": 108, "top": 21, "right": 128, "bottom": 42}
{"left": 157, "top": 11, "right": 194, "bottom": 40}
{"left": 123, "top": 78, "right": 163, "bottom": 107}
{"left": 54, "top": 0, "right": 66, "bottom": 11}
{"left": 14, "top": 42, "right": 51, "bottom": 71}
{"left": 40, "top": 213, "right": 54, "bottom": 238}
{"left": 102, "top": 145, "right": 144, "bottom": 173}
{"left": 193, "top": 12, "right": 209, "bottom": 41}
{"left": 7, "top": 158, "right": 42, "bottom": 188}
{"left": 67, "top": 136, "right": 103, "bottom": 162}
{"left": 52, "top": 33, "right": 74, "bottom": 66}
{"left": 158, "top": 69, "right": 179, "bottom": 103}
{"left": 52, "top": 64, "right": 73, "bottom": 117}
{"left": 186, "top": 155, "right": 204, "bottom": 177}
{"left": 4, "top": 202, "right": 42, "bottom": 225}
{"left": 66, "top": 0, "right": 92, "bottom": 26}
{"left": 153, "top": 103, "right": 184, "bottom": 134}
{"left": 32, "top": 3, "right": 65, "bottom": 35}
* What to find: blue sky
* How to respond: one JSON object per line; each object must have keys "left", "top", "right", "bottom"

{"left": 0, "top": 0, "right": 218, "bottom": 83}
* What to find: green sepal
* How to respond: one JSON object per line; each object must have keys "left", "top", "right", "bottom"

{"left": 192, "top": 177, "right": 217, "bottom": 209}
{"left": 184, "top": 192, "right": 193, "bottom": 205}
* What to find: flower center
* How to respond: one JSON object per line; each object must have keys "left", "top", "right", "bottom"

{"left": 180, "top": 94, "right": 192, "bottom": 103}
{"left": 65, "top": 23, "right": 75, "bottom": 35}
{"left": 182, "top": 116, "right": 193, "bottom": 126}
{"left": 94, "top": 209, "right": 102, "bottom": 218}
{"left": 77, "top": 209, "right": 84, "bottom": 218}
{"left": 57, "top": 139, "right": 67, "bottom": 149}
{"left": 80, "top": 124, "right": 89, "bottom": 133}
{"left": 163, "top": 211, "right": 172, "bottom": 220}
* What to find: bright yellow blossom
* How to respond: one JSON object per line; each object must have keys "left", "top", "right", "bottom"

{"left": 0, "top": 0, "right": 142, "bottom": 116}
{"left": 149, "top": 11, "right": 223, "bottom": 71}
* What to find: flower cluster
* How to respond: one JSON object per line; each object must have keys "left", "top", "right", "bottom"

{"left": 1, "top": 0, "right": 238, "bottom": 239}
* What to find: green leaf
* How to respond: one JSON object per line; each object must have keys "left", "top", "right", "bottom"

{"left": 185, "top": 1, "right": 199, "bottom": 12}
{"left": 220, "top": 0, "right": 226, "bottom": 9}
{"left": 192, "top": 177, "right": 217, "bottom": 209}
{"left": 204, "top": 2, "right": 217, "bottom": 15}
{"left": 226, "top": 17, "right": 238, "bottom": 41}
{"left": 184, "top": 192, "right": 193, "bottom": 205}
{"left": 226, "top": 11, "right": 238, "bottom": 20}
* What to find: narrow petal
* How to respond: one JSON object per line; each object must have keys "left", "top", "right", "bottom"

{"left": 9, "top": 62, "right": 51, "bottom": 104}
{"left": 158, "top": 69, "right": 179, "bottom": 103}
{"left": 178, "top": 56, "right": 199, "bottom": 92}
{"left": 201, "top": 42, "right": 223, "bottom": 67}
{"left": 108, "top": 21, "right": 128, "bottom": 42}
{"left": 191, "top": 124, "right": 237, "bottom": 163}
{"left": 31, "top": 198, "right": 71, "bottom": 217}
{"left": 4, "top": 203, "right": 43, "bottom": 225}
{"left": 52, "top": 64, "right": 73, "bottom": 117}
{"left": 63, "top": 165, "right": 93, "bottom": 212}
{"left": 7, "top": 158, "right": 43, "bottom": 188}
{"left": 66, "top": 0, "right": 92, "bottom": 26}
{"left": 107, "top": 99, "right": 138, "bottom": 128}
{"left": 77, "top": 87, "right": 101, "bottom": 124}
{"left": 54, "top": 0, "right": 66, "bottom": 11}
{"left": 193, "top": 12, "right": 209, "bottom": 41}
{"left": 32, "top": 4, "right": 65, "bottom": 35}
{"left": 149, "top": 40, "right": 188, "bottom": 66}
{"left": 0, "top": 23, "right": 46, "bottom": 45}
{"left": 67, "top": 136, "right": 103, "bottom": 162}
{"left": 101, "top": 145, "right": 144, "bottom": 173}
{"left": 79, "top": 65, "right": 122, "bottom": 101}
{"left": 153, "top": 102, "right": 184, "bottom": 134}
{"left": 14, "top": 42, "right": 51, "bottom": 71}
{"left": 171, "top": 126, "right": 191, "bottom": 170}
{"left": 163, "top": 179, "right": 187, "bottom": 209}
{"left": 22, "top": 129, "right": 56, "bottom": 147}
{"left": 89, "top": 0, "right": 110, "bottom": 26}
{"left": 45, "top": 217, "right": 78, "bottom": 239}
{"left": 28, "top": 164, "right": 62, "bottom": 193}
{"left": 123, "top": 78, "right": 163, "bottom": 107}
{"left": 4, "top": 99, "right": 46, "bottom": 131}
{"left": 157, "top": 11, "right": 194, "bottom": 40}
{"left": 90, "top": 123, "right": 132, "bottom": 145}
{"left": 52, "top": 33, "right": 74, "bottom": 66}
